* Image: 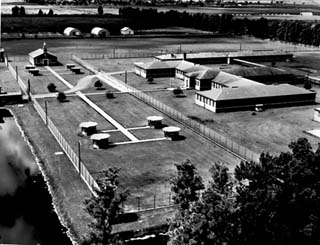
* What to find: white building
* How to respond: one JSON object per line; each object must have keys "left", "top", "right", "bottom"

{"left": 63, "top": 27, "right": 81, "bottom": 36}
{"left": 91, "top": 27, "right": 110, "bottom": 37}
{"left": 120, "top": 27, "right": 134, "bottom": 35}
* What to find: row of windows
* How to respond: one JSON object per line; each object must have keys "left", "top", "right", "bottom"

{"left": 196, "top": 94, "right": 215, "bottom": 107}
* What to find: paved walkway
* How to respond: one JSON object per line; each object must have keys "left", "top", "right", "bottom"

{"left": 45, "top": 66, "right": 139, "bottom": 142}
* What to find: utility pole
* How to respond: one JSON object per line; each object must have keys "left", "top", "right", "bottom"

{"left": 125, "top": 70, "right": 127, "bottom": 84}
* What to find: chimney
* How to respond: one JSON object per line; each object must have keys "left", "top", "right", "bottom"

{"left": 43, "top": 42, "right": 47, "bottom": 53}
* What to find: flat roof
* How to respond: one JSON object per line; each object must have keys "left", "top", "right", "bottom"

{"left": 197, "top": 84, "right": 315, "bottom": 101}
{"left": 135, "top": 60, "right": 180, "bottom": 70}
{"left": 156, "top": 50, "right": 292, "bottom": 61}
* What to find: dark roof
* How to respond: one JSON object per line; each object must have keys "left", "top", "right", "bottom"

{"left": 135, "top": 60, "right": 180, "bottom": 70}
{"left": 196, "top": 69, "right": 220, "bottom": 80}
{"left": 184, "top": 65, "right": 207, "bottom": 74}
{"left": 197, "top": 84, "right": 315, "bottom": 101}
{"left": 29, "top": 48, "right": 56, "bottom": 58}
{"left": 226, "top": 67, "right": 291, "bottom": 77}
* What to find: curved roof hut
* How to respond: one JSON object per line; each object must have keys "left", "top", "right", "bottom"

{"left": 63, "top": 27, "right": 81, "bottom": 36}
{"left": 91, "top": 27, "right": 110, "bottom": 37}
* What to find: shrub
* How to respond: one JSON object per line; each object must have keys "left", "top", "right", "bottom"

{"left": 304, "top": 80, "right": 312, "bottom": 90}
{"left": 106, "top": 91, "right": 114, "bottom": 99}
{"left": 47, "top": 83, "right": 56, "bottom": 92}
{"left": 94, "top": 80, "right": 103, "bottom": 90}
{"left": 173, "top": 87, "right": 184, "bottom": 97}
{"left": 57, "top": 92, "right": 66, "bottom": 102}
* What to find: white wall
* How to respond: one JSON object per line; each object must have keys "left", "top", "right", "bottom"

{"left": 195, "top": 94, "right": 216, "bottom": 112}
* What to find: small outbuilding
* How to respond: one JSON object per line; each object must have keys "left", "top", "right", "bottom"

{"left": 28, "top": 42, "right": 58, "bottom": 66}
{"left": 147, "top": 116, "right": 164, "bottom": 129}
{"left": 163, "top": 126, "right": 181, "bottom": 140}
{"left": 64, "top": 27, "right": 81, "bottom": 36}
{"left": 79, "top": 121, "right": 98, "bottom": 136}
{"left": 91, "top": 133, "right": 110, "bottom": 149}
{"left": 91, "top": 27, "right": 110, "bottom": 38}
{"left": 314, "top": 108, "right": 320, "bottom": 122}
{"left": 121, "top": 27, "right": 134, "bottom": 35}
{"left": 135, "top": 60, "right": 180, "bottom": 78}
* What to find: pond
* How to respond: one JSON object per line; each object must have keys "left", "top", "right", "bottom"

{"left": 0, "top": 108, "right": 71, "bottom": 245}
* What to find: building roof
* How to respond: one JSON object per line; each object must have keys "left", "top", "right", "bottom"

{"left": 197, "top": 84, "right": 315, "bottom": 101}
{"left": 135, "top": 60, "right": 180, "bottom": 70}
{"left": 226, "top": 67, "right": 291, "bottom": 78}
{"left": 29, "top": 48, "right": 56, "bottom": 58}
{"left": 91, "top": 27, "right": 109, "bottom": 36}
{"left": 64, "top": 27, "right": 81, "bottom": 36}
{"left": 156, "top": 50, "right": 291, "bottom": 61}
{"left": 212, "top": 71, "right": 262, "bottom": 87}
{"left": 196, "top": 69, "right": 220, "bottom": 80}
{"left": 175, "top": 60, "right": 195, "bottom": 71}
{"left": 184, "top": 65, "right": 207, "bottom": 75}
{"left": 121, "top": 27, "right": 133, "bottom": 31}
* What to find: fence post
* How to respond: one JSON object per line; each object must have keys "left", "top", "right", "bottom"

{"left": 78, "top": 141, "right": 81, "bottom": 175}
{"left": 45, "top": 100, "right": 48, "bottom": 125}
{"left": 137, "top": 197, "right": 140, "bottom": 211}
{"left": 16, "top": 66, "right": 18, "bottom": 82}
{"left": 154, "top": 193, "right": 156, "bottom": 209}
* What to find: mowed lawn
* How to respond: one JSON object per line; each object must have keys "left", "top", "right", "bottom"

{"left": 145, "top": 90, "right": 320, "bottom": 155}
{"left": 113, "top": 72, "right": 184, "bottom": 91}
{"left": 36, "top": 93, "right": 240, "bottom": 207}
{"left": 13, "top": 62, "right": 69, "bottom": 94}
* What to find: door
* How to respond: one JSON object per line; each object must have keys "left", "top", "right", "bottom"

{"left": 43, "top": 59, "right": 49, "bottom": 66}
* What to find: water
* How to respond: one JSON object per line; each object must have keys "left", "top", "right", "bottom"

{"left": 0, "top": 109, "right": 71, "bottom": 245}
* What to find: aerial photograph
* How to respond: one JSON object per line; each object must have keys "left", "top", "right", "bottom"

{"left": 2, "top": 0, "right": 320, "bottom": 244}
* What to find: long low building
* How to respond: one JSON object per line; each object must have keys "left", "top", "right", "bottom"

{"left": 155, "top": 51, "right": 293, "bottom": 64}
{"left": 195, "top": 84, "right": 316, "bottom": 113}
{"left": 134, "top": 60, "right": 180, "bottom": 78}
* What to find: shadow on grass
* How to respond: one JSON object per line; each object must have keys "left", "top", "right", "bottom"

{"left": 171, "top": 135, "right": 186, "bottom": 141}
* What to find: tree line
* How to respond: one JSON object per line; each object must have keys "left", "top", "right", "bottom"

{"left": 120, "top": 7, "right": 320, "bottom": 46}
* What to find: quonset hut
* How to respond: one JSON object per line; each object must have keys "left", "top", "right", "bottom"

{"left": 28, "top": 42, "right": 58, "bottom": 66}
{"left": 63, "top": 27, "right": 81, "bottom": 36}
{"left": 91, "top": 27, "right": 110, "bottom": 37}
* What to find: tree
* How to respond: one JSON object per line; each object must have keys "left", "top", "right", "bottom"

{"left": 169, "top": 163, "right": 236, "bottom": 245}
{"left": 19, "top": 7, "right": 26, "bottom": 16}
{"left": 234, "top": 138, "right": 320, "bottom": 245}
{"left": 173, "top": 87, "right": 184, "bottom": 97}
{"left": 38, "top": 9, "right": 43, "bottom": 16}
{"left": 84, "top": 167, "right": 128, "bottom": 245}
{"left": 304, "top": 79, "right": 312, "bottom": 90}
{"left": 170, "top": 159, "right": 204, "bottom": 211}
{"left": 57, "top": 92, "right": 66, "bottom": 102}
{"left": 106, "top": 91, "right": 114, "bottom": 99}
{"left": 47, "top": 83, "right": 56, "bottom": 93}
{"left": 12, "top": 6, "right": 19, "bottom": 16}
{"left": 48, "top": 9, "right": 54, "bottom": 16}
{"left": 98, "top": 5, "right": 104, "bottom": 16}
{"left": 94, "top": 80, "right": 103, "bottom": 90}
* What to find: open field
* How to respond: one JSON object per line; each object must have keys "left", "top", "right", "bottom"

{"left": 113, "top": 72, "right": 184, "bottom": 90}
{"left": 144, "top": 88, "right": 320, "bottom": 155}
{"left": 3, "top": 36, "right": 309, "bottom": 57}
{"left": 0, "top": 63, "right": 21, "bottom": 93}
{"left": 35, "top": 93, "right": 240, "bottom": 207}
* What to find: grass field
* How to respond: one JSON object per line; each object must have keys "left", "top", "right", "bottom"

{"left": 35, "top": 93, "right": 240, "bottom": 208}
{"left": 113, "top": 72, "right": 184, "bottom": 90}
{"left": 144, "top": 88, "right": 320, "bottom": 155}
{"left": 3, "top": 36, "right": 306, "bottom": 57}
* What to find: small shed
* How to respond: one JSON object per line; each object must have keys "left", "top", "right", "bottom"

{"left": 63, "top": 27, "right": 81, "bottom": 36}
{"left": 121, "top": 27, "right": 134, "bottom": 35}
{"left": 28, "top": 42, "right": 58, "bottom": 66}
{"left": 147, "top": 116, "right": 164, "bottom": 129}
{"left": 163, "top": 126, "right": 181, "bottom": 139}
{"left": 314, "top": 108, "right": 320, "bottom": 122}
{"left": 91, "top": 133, "right": 110, "bottom": 149}
{"left": 91, "top": 27, "right": 110, "bottom": 38}
{"left": 79, "top": 121, "right": 98, "bottom": 136}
